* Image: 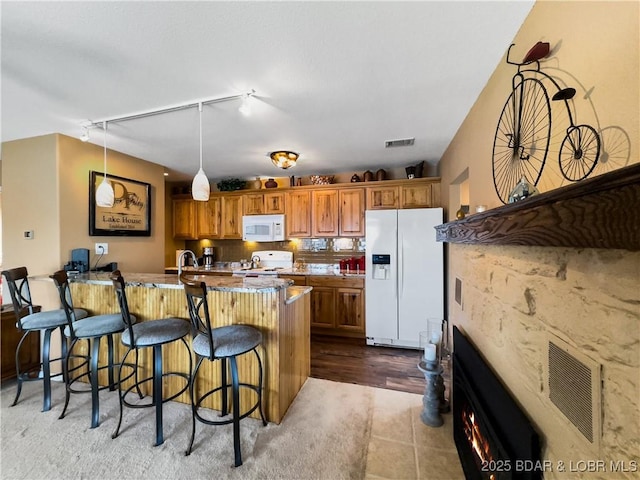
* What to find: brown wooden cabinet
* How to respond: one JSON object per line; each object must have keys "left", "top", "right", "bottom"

{"left": 339, "top": 188, "right": 365, "bottom": 236}
{"left": 220, "top": 195, "right": 243, "bottom": 239}
{"left": 401, "top": 183, "right": 438, "bottom": 208}
{"left": 1, "top": 305, "right": 41, "bottom": 383}
{"left": 196, "top": 196, "right": 221, "bottom": 238}
{"left": 173, "top": 198, "right": 197, "bottom": 239}
{"left": 243, "top": 192, "right": 286, "bottom": 215}
{"left": 286, "top": 190, "right": 312, "bottom": 237}
{"left": 312, "top": 189, "right": 339, "bottom": 237}
{"left": 264, "top": 192, "right": 286, "bottom": 214}
{"left": 307, "top": 276, "right": 365, "bottom": 337}
{"left": 367, "top": 186, "right": 399, "bottom": 209}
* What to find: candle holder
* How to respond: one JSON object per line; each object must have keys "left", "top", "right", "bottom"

{"left": 417, "top": 360, "right": 444, "bottom": 427}
{"left": 418, "top": 319, "right": 450, "bottom": 426}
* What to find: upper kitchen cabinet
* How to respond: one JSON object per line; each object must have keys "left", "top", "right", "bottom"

{"left": 401, "top": 182, "right": 440, "bottom": 208}
{"left": 366, "top": 185, "right": 399, "bottom": 209}
{"left": 339, "top": 188, "right": 365, "bottom": 236}
{"left": 243, "top": 191, "right": 286, "bottom": 215}
{"left": 196, "top": 196, "right": 221, "bottom": 238}
{"left": 286, "top": 190, "right": 312, "bottom": 237}
{"left": 366, "top": 179, "right": 441, "bottom": 209}
{"left": 220, "top": 195, "right": 243, "bottom": 239}
{"left": 312, "top": 189, "right": 339, "bottom": 237}
{"left": 173, "top": 198, "right": 197, "bottom": 239}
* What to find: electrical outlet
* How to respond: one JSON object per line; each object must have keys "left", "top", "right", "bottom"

{"left": 95, "top": 243, "right": 108, "bottom": 255}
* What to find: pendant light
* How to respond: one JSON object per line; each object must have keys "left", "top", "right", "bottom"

{"left": 95, "top": 121, "right": 115, "bottom": 207}
{"left": 191, "top": 102, "right": 210, "bottom": 201}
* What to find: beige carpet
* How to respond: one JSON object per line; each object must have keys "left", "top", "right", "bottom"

{"left": 0, "top": 377, "right": 398, "bottom": 479}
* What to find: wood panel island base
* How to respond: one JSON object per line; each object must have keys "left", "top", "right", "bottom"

{"left": 68, "top": 273, "right": 311, "bottom": 424}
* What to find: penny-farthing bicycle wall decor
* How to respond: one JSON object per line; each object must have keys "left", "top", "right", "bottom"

{"left": 492, "top": 41, "right": 602, "bottom": 205}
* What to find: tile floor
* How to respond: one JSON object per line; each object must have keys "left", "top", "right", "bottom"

{"left": 365, "top": 388, "right": 464, "bottom": 480}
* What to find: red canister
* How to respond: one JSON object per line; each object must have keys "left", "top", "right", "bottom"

{"left": 358, "top": 256, "right": 365, "bottom": 271}
{"left": 348, "top": 257, "right": 357, "bottom": 271}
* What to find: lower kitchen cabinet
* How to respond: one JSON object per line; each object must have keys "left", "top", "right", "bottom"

{"left": 307, "top": 276, "right": 365, "bottom": 338}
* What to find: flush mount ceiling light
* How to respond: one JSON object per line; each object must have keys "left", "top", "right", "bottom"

{"left": 95, "top": 121, "right": 115, "bottom": 207}
{"left": 191, "top": 102, "right": 210, "bottom": 201}
{"left": 270, "top": 151, "right": 299, "bottom": 169}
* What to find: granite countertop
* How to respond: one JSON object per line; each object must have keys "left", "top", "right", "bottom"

{"left": 59, "top": 272, "right": 293, "bottom": 293}
{"left": 165, "top": 264, "right": 365, "bottom": 278}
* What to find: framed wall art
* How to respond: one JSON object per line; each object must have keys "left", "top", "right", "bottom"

{"left": 89, "top": 171, "right": 151, "bottom": 236}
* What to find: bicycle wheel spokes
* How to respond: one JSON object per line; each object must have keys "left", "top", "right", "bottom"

{"left": 559, "top": 124, "right": 601, "bottom": 181}
{"left": 492, "top": 78, "right": 551, "bottom": 204}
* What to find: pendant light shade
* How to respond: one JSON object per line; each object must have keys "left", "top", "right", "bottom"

{"left": 192, "top": 168, "right": 210, "bottom": 201}
{"left": 96, "top": 121, "right": 115, "bottom": 208}
{"left": 192, "top": 103, "right": 210, "bottom": 201}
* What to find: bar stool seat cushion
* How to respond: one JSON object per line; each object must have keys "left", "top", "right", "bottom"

{"left": 192, "top": 325, "right": 262, "bottom": 359}
{"left": 22, "top": 308, "right": 88, "bottom": 330}
{"left": 64, "top": 313, "right": 130, "bottom": 338}
{"left": 121, "top": 318, "right": 190, "bottom": 347}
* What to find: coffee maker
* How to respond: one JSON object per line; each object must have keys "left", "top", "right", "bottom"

{"left": 201, "top": 247, "right": 215, "bottom": 268}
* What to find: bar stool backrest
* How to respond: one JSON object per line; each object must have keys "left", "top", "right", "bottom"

{"left": 2, "top": 267, "right": 36, "bottom": 329}
{"left": 50, "top": 270, "right": 82, "bottom": 338}
{"left": 109, "top": 270, "right": 136, "bottom": 343}
{"left": 180, "top": 274, "right": 215, "bottom": 360}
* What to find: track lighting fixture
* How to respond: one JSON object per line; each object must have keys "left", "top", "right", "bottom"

{"left": 95, "top": 121, "right": 115, "bottom": 208}
{"left": 191, "top": 103, "right": 210, "bottom": 201}
{"left": 270, "top": 151, "right": 299, "bottom": 169}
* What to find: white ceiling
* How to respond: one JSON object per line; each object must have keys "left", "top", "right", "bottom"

{"left": 1, "top": 1, "right": 534, "bottom": 183}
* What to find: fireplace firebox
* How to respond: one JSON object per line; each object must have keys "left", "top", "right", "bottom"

{"left": 453, "top": 327, "right": 541, "bottom": 479}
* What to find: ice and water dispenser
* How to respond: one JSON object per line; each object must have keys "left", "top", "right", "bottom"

{"left": 371, "top": 254, "right": 391, "bottom": 280}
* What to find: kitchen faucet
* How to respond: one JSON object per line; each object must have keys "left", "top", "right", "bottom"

{"left": 178, "top": 250, "right": 199, "bottom": 278}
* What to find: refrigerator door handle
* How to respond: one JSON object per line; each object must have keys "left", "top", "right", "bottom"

{"left": 398, "top": 235, "right": 403, "bottom": 299}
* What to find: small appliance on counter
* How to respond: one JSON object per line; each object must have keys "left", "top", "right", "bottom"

{"left": 63, "top": 248, "right": 90, "bottom": 273}
{"left": 200, "top": 247, "right": 215, "bottom": 269}
{"left": 232, "top": 251, "right": 293, "bottom": 276}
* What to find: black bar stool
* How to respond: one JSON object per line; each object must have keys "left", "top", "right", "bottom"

{"left": 181, "top": 273, "right": 267, "bottom": 467}
{"left": 110, "top": 271, "right": 192, "bottom": 446}
{"left": 50, "top": 270, "right": 134, "bottom": 428}
{"left": 1, "top": 267, "right": 88, "bottom": 412}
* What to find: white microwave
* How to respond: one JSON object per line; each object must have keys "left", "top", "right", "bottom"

{"left": 242, "top": 214, "right": 286, "bottom": 242}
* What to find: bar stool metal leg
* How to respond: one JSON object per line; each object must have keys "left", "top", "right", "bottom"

{"left": 153, "top": 344, "right": 164, "bottom": 446}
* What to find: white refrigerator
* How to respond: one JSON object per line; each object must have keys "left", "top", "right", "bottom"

{"left": 365, "top": 208, "right": 444, "bottom": 348}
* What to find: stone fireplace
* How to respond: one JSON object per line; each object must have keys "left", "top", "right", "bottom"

{"left": 438, "top": 166, "right": 640, "bottom": 479}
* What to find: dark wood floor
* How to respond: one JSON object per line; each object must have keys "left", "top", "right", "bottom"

{"left": 310, "top": 334, "right": 426, "bottom": 395}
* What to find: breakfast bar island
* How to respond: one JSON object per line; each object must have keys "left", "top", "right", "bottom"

{"left": 67, "top": 272, "right": 312, "bottom": 424}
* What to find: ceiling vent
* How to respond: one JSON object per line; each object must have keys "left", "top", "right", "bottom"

{"left": 385, "top": 138, "right": 415, "bottom": 148}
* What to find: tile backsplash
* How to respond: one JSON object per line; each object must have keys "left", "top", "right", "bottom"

{"left": 185, "top": 238, "right": 365, "bottom": 264}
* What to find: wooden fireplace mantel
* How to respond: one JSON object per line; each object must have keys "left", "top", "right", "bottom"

{"left": 435, "top": 163, "right": 640, "bottom": 251}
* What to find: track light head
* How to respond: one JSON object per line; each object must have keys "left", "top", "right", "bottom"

{"left": 80, "top": 127, "right": 90, "bottom": 142}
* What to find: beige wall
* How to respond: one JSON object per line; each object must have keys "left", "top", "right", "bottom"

{"left": 439, "top": 1, "right": 639, "bottom": 476}
{"left": 2, "top": 134, "right": 166, "bottom": 308}
{"left": 56, "top": 134, "right": 166, "bottom": 273}
{"left": 441, "top": 0, "right": 639, "bottom": 220}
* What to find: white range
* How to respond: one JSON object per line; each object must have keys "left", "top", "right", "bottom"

{"left": 232, "top": 250, "right": 293, "bottom": 276}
